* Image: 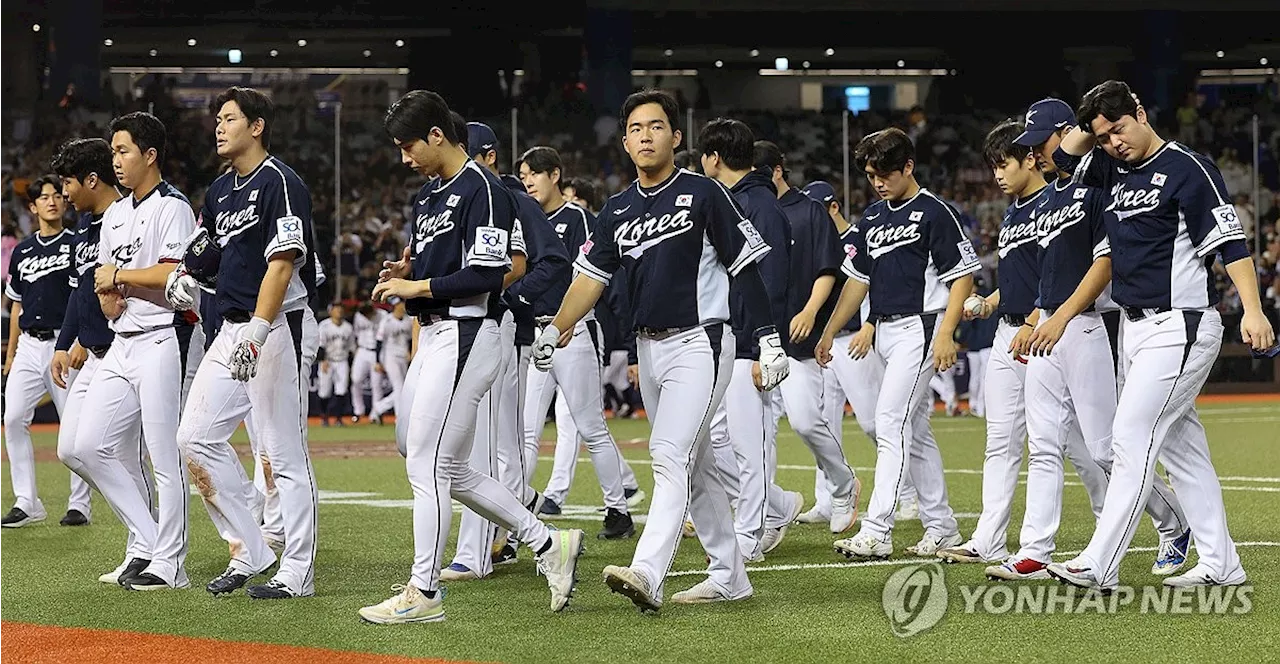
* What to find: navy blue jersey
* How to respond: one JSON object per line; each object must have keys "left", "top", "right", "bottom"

{"left": 1071, "top": 141, "right": 1247, "bottom": 309}
{"left": 501, "top": 175, "right": 570, "bottom": 344}
{"left": 995, "top": 188, "right": 1048, "bottom": 316}
{"left": 6, "top": 229, "right": 73, "bottom": 331}
{"left": 407, "top": 160, "right": 515, "bottom": 319}
{"left": 777, "top": 186, "right": 842, "bottom": 359}
{"left": 959, "top": 314, "right": 998, "bottom": 351}
{"left": 841, "top": 189, "right": 981, "bottom": 317}
{"left": 729, "top": 171, "right": 790, "bottom": 359}
{"left": 1034, "top": 178, "right": 1110, "bottom": 310}
{"left": 199, "top": 156, "right": 317, "bottom": 320}
{"left": 577, "top": 169, "right": 771, "bottom": 330}
{"left": 54, "top": 212, "right": 114, "bottom": 350}
{"left": 597, "top": 268, "right": 632, "bottom": 352}
{"left": 836, "top": 226, "right": 863, "bottom": 332}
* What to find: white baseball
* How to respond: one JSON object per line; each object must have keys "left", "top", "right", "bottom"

{"left": 964, "top": 296, "right": 986, "bottom": 316}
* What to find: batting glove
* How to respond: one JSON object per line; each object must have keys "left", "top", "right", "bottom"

{"left": 532, "top": 324, "right": 561, "bottom": 371}
{"left": 229, "top": 317, "right": 272, "bottom": 382}
{"left": 757, "top": 331, "right": 789, "bottom": 391}
{"left": 164, "top": 264, "right": 199, "bottom": 311}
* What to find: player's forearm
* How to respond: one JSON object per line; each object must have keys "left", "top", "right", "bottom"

{"left": 1225, "top": 257, "right": 1267, "bottom": 315}
{"left": 803, "top": 274, "right": 836, "bottom": 315}
{"left": 56, "top": 296, "right": 81, "bottom": 352}
{"left": 6, "top": 302, "right": 21, "bottom": 361}
{"left": 503, "top": 254, "right": 528, "bottom": 289}
{"left": 939, "top": 275, "right": 975, "bottom": 337}
{"left": 1059, "top": 126, "right": 1095, "bottom": 157}
{"left": 822, "top": 278, "right": 868, "bottom": 338}
{"left": 117, "top": 263, "right": 178, "bottom": 290}
{"left": 986, "top": 289, "right": 1002, "bottom": 309}
{"left": 253, "top": 257, "right": 295, "bottom": 323}
{"left": 1056, "top": 257, "right": 1112, "bottom": 320}
{"left": 410, "top": 317, "right": 420, "bottom": 360}
{"left": 550, "top": 273, "right": 606, "bottom": 333}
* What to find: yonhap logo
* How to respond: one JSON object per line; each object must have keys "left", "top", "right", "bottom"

{"left": 882, "top": 562, "right": 948, "bottom": 638}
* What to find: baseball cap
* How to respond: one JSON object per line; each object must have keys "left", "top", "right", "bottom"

{"left": 801, "top": 181, "right": 837, "bottom": 206}
{"left": 1014, "top": 98, "right": 1075, "bottom": 147}
{"left": 466, "top": 122, "right": 498, "bottom": 157}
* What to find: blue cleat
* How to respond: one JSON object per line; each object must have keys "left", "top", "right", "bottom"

{"left": 1152, "top": 529, "right": 1192, "bottom": 576}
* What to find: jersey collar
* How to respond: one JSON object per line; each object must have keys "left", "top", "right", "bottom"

{"left": 637, "top": 168, "right": 685, "bottom": 198}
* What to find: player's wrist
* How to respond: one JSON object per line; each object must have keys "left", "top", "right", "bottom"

{"left": 245, "top": 316, "right": 272, "bottom": 346}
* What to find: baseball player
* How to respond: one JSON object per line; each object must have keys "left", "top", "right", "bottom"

{"left": 63, "top": 111, "right": 194, "bottom": 590}
{"left": 1046, "top": 81, "right": 1272, "bottom": 589}
{"left": 316, "top": 302, "right": 354, "bottom": 425}
{"left": 817, "top": 127, "right": 972, "bottom": 559}
{"left": 797, "top": 180, "right": 919, "bottom": 523}
{"left": 358, "top": 91, "right": 582, "bottom": 624}
{"left": 369, "top": 298, "right": 412, "bottom": 421}
{"left": 2, "top": 175, "right": 86, "bottom": 528}
{"left": 166, "top": 87, "right": 322, "bottom": 599}
{"left": 515, "top": 145, "right": 636, "bottom": 538}
{"left": 349, "top": 301, "right": 386, "bottom": 423}
{"left": 535, "top": 89, "right": 787, "bottom": 610}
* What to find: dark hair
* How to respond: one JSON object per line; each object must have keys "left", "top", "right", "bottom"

{"left": 109, "top": 111, "right": 168, "bottom": 164}
{"left": 674, "top": 149, "right": 699, "bottom": 171}
{"left": 620, "top": 88, "right": 681, "bottom": 133}
{"left": 982, "top": 119, "right": 1032, "bottom": 168}
{"left": 1076, "top": 80, "right": 1139, "bottom": 131}
{"left": 562, "top": 177, "right": 600, "bottom": 212}
{"left": 752, "top": 140, "right": 785, "bottom": 172}
{"left": 51, "top": 138, "right": 118, "bottom": 187}
{"left": 698, "top": 118, "right": 755, "bottom": 171}
{"left": 853, "top": 128, "right": 914, "bottom": 173}
{"left": 518, "top": 146, "right": 562, "bottom": 176}
{"left": 449, "top": 111, "right": 467, "bottom": 151}
{"left": 384, "top": 90, "right": 458, "bottom": 145}
{"left": 214, "top": 86, "right": 274, "bottom": 148}
{"left": 25, "top": 175, "right": 62, "bottom": 206}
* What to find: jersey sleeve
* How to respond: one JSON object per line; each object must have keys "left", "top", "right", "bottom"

{"left": 704, "top": 180, "right": 770, "bottom": 276}
{"left": 4, "top": 246, "right": 21, "bottom": 301}
{"left": 574, "top": 206, "right": 619, "bottom": 285}
{"left": 1086, "top": 188, "right": 1111, "bottom": 260}
{"left": 1067, "top": 146, "right": 1117, "bottom": 191}
{"left": 157, "top": 200, "right": 196, "bottom": 263}
{"left": 462, "top": 178, "right": 514, "bottom": 270}
{"left": 809, "top": 204, "right": 843, "bottom": 277}
{"left": 1175, "top": 150, "right": 1248, "bottom": 258}
{"left": 510, "top": 217, "right": 528, "bottom": 257}
{"left": 929, "top": 201, "right": 982, "bottom": 283}
{"left": 260, "top": 168, "right": 312, "bottom": 261}
{"left": 839, "top": 228, "right": 871, "bottom": 285}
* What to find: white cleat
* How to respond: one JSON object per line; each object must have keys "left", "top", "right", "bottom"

{"left": 671, "top": 579, "right": 753, "bottom": 605}
{"left": 625, "top": 488, "right": 646, "bottom": 509}
{"left": 358, "top": 584, "right": 445, "bottom": 624}
{"left": 1162, "top": 563, "right": 1247, "bottom": 588}
{"left": 682, "top": 520, "right": 697, "bottom": 538}
{"left": 603, "top": 565, "right": 662, "bottom": 613}
{"left": 937, "top": 541, "right": 1005, "bottom": 564}
{"left": 829, "top": 478, "right": 862, "bottom": 534}
{"left": 762, "top": 491, "right": 805, "bottom": 554}
{"left": 895, "top": 495, "right": 920, "bottom": 521}
{"left": 907, "top": 532, "right": 963, "bottom": 557}
{"left": 439, "top": 563, "right": 481, "bottom": 582}
{"left": 98, "top": 561, "right": 128, "bottom": 585}
{"left": 834, "top": 532, "right": 892, "bottom": 559}
{"left": 795, "top": 507, "right": 830, "bottom": 524}
{"left": 536, "top": 528, "right": 584, "bottom": 612}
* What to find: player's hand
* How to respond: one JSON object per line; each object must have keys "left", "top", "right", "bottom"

{"left": 757, "top": 331, "right": 789, "bottom": 391}
{"left": 164, "top": 265, "right": 199, "bottom": 310}
{"left": 99, "top": 290, "right": 126, "bottom": 320}
{"left": 380, "top": 246, "right": 412, "bottom": 281}
{"left": 933, "top": 333, "right": 959, "bottom": 372}
{"left": 372, "top": 278, "right": 416, "bottom": 303}
{"left": 229, "top": 317, "right": 272, "bottom": 382}
{"left": 789, "top": 309, "right": 817, "bottom": 343}
{"left": 848, "top": 323, "right": 875, "bottom": 360}
{"left": 94, "top": 263, "right": 121, "bottom": 293}
{"left": 1009, "top": 323, "right": 1035, "bottom": 362}
{"left": 627, "top": 364, "right": 639, "bottom": 386}
{"left": 2, "top": 355, "right": 11, "bottom": 377}
{"left": 1240, "top": 309, "right": 1276, "bottom": 352}
{"left": 1028, "top": 315, "right": 1067, "bottom": 356}
{"left": 815, "top": 333, "right": 834, "bottom": 367}
{"left": 751, "top": 360, "right": 764, "bottom": 390}
{"left": 974, "top": 296, "right": 996, "bottom": 320}
{"left": 69, "top": 342, "right": 87, "bottom": 370}
{"left": 374, "top": 362, "right": 384, "bottom": 374}
{"left": 51, "top": 350, "right": 70, "bottom": 388}
{"left": 532, "top": 324, "right": 561, "bottom": 371}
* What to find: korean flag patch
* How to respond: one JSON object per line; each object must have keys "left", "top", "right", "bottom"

{"left": 909, "top": 210, "right": 924, "bottom": 221}
{"left": 1151, "top": 172, "right": 1167, "bottom": 187}
{"left": 958, "top": 239, "right": 979, "bottom": 265}
{"left": 676, "top": 194, "right": 693, "bottom": 207}
{"left": 446, "top": 194, "right": 462, "bottom": 208}
{"left": 473, "top": 225, "right": 510, "bottom": 262}
{"left": 1074, "top": 188, "right": 1088, "bottom": 200}
{"left": 276, "top": 215, "right": 304, "bottom": 245}
{"left": 1211, "top": 204, "right": 1243, "bottom": 235}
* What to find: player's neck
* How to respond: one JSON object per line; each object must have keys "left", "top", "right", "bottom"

{"left": 1137, "top": 129, "right": 1166, "bottom": 162}
{"left": 890, "top": 178, "right": 921, "bottom": 203}
{"left": 231, "top": 145, "right": 270, "bottom": 177}
{"left": 1017, "top": 176, "right": 1047, "bottom": 200}
{"left": 774, "top": 180, "right": 790, "bottom": 199}
{"left": 715, "top": 168, "right": 750, "bottom": 190}
{"left": 438, "top": 150, "right": 471, "bottom": 182}
{"left": 541, "top": 189, "right": 566, "bottom": 214}
{"left": 90, "top": 188, "right": 122, "bottom": 215}
{"left": 130, "top": 171, "right": 162, "bottom": 202}
{"left": 637, "top": 162, "right": 676, "bottom": 189}
{"left": 37, "top": 218, "right": 64, "bottom": 236}
{"left": 833, "top": 214, "right": 851, "bottom": 235}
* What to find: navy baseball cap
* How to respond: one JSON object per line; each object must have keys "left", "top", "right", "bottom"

{"left": 1014, "top": 98, "right": 1075, "bottom": 147}
{"left": 466, "top": 122, "right": 498, "bottom": 156}
{"left": 801, "top": 181, "right": 837, "bottom": 206}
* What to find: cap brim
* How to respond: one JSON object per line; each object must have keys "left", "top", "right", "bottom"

{"left": 1014, "top": 128, "right": 1054, "bottom": 147}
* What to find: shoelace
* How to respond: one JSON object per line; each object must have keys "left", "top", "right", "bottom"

{"left": 1156, "top": 540, "right": 1182, "bottom": 562}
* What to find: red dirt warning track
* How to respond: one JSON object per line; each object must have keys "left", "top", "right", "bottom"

{"left": 0, "top": 622, "right": 488, "bottom": 664}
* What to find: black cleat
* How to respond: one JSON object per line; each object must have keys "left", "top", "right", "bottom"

{"left": 246, "top": 579, "right": 298, "bottom": 599}
{"left": 598, "top": 508, "right": 635, "bottom": 540}
{"left": 126, "top": 572, "right": 171, "bottom": 591}
{"left": 538, "top": 497, "right": 562, "bottom": 516}
{"left": 206, "top": 567, "right": 253, "bottom": 596}
{"left": 1, "top": 506, "right": 43, "bottom": 528}
{"left": 492, "top": 543, "right": 518, "bottom": 566}
{"left": 60, "top": 509, "right": 90, "bottom": 526}
{"left": 117, "top": 558, "right": 152, "bottom": 587}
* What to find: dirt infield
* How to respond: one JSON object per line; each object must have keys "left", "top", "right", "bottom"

{"left": 0, "top": 622, "right": 487, "bottom": 664}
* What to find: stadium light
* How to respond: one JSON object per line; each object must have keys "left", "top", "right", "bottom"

{"left": 269, "top": 49, "right": 279, "bottom": 57}
{"left": 149, "top": 49, "right": 158, "bottom": 57}
{"left": 802, "top": 60, "right": 811, "bottom": 69}
{"left": 664, "top": 49, "right": 674, "bottom": 57}
{"left": 1216, "top": 50, "right": 1225, "bottom": 58}
{"left": 228, "top": 49, "right": 242, "bottom": 64}
{"left": 104, "top": 39, "right": 113, "bottom": 47}
{"left": 188, "top": 38, "right": 197, "bottom": 47}
{"left": 297, "top": 39, "right": 307, "bottom": 47}
{"left": 750, "top": 49, "right": 760, "bottom": 57}
{"left": 1263, "top": 58, "right": 1270, "bottom": 65}
{"left": 825, "top": 48, "right": 835, "bottom": 56}
{"left": 32, "top": 24, "right": 40, "bottom": 32}
{"left": 715, "top": 60, "right": 723, "bottom": 68}
{"left": 897, "top": 59, "right": 906, "bottom": 67}
{"left": 395, "top": 39, "right": 405, "bottom": 47}
{"left": 363, "top": 49, "right": 372, "bottom": 57}
{"left": 775, "top": 57, "right": 789, "bottom": 71}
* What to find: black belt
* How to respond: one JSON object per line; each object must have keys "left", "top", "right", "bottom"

{"left": 118, "top": 325, "right": 173, "bottom": 339}
{"left": 636, "top": 324, "right": 701, "bottom": 340}
{"left": 1001, "top": 314, "right": 1028, "bottom": 327}
{"left": 24, "top": 328, "right": 56, "bottom": 341}
{"left": 223, "top": 310, "right": 252, "bottom": 324}
{"left": 358, "top": 346, "right": 377, "bottom": 351}
{"left": 1042, "top": 304, "right": 1097, "bottom": 318}
{"left": 870, "top": 313, "right": 919, "bottom": 324}
{"left": 1123, "top": 306, "right": 1172, "bottom": 322}
{"left": 87, "top": 344, "right": 110, "bottom": 359}
{"left": 417, "top": 313, "right": 482, "bottom": 326}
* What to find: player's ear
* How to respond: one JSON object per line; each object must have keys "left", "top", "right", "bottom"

{"left": 551, "top": 168, "right": 561, "bottom": 186}
{"left": 251, "top": 117, "right": 266, "bottom": 140}
{"left": 1134, "top": 105, "right": 1147, "bottom": 125}
{"left": 902, "top": 159, "right": 915, "bottom": 178}
{"left": 145, "top": 146, "right": 159, "bottom": 167}
{"left": 672, "top": 128, "right": 683, "bottom": 150}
